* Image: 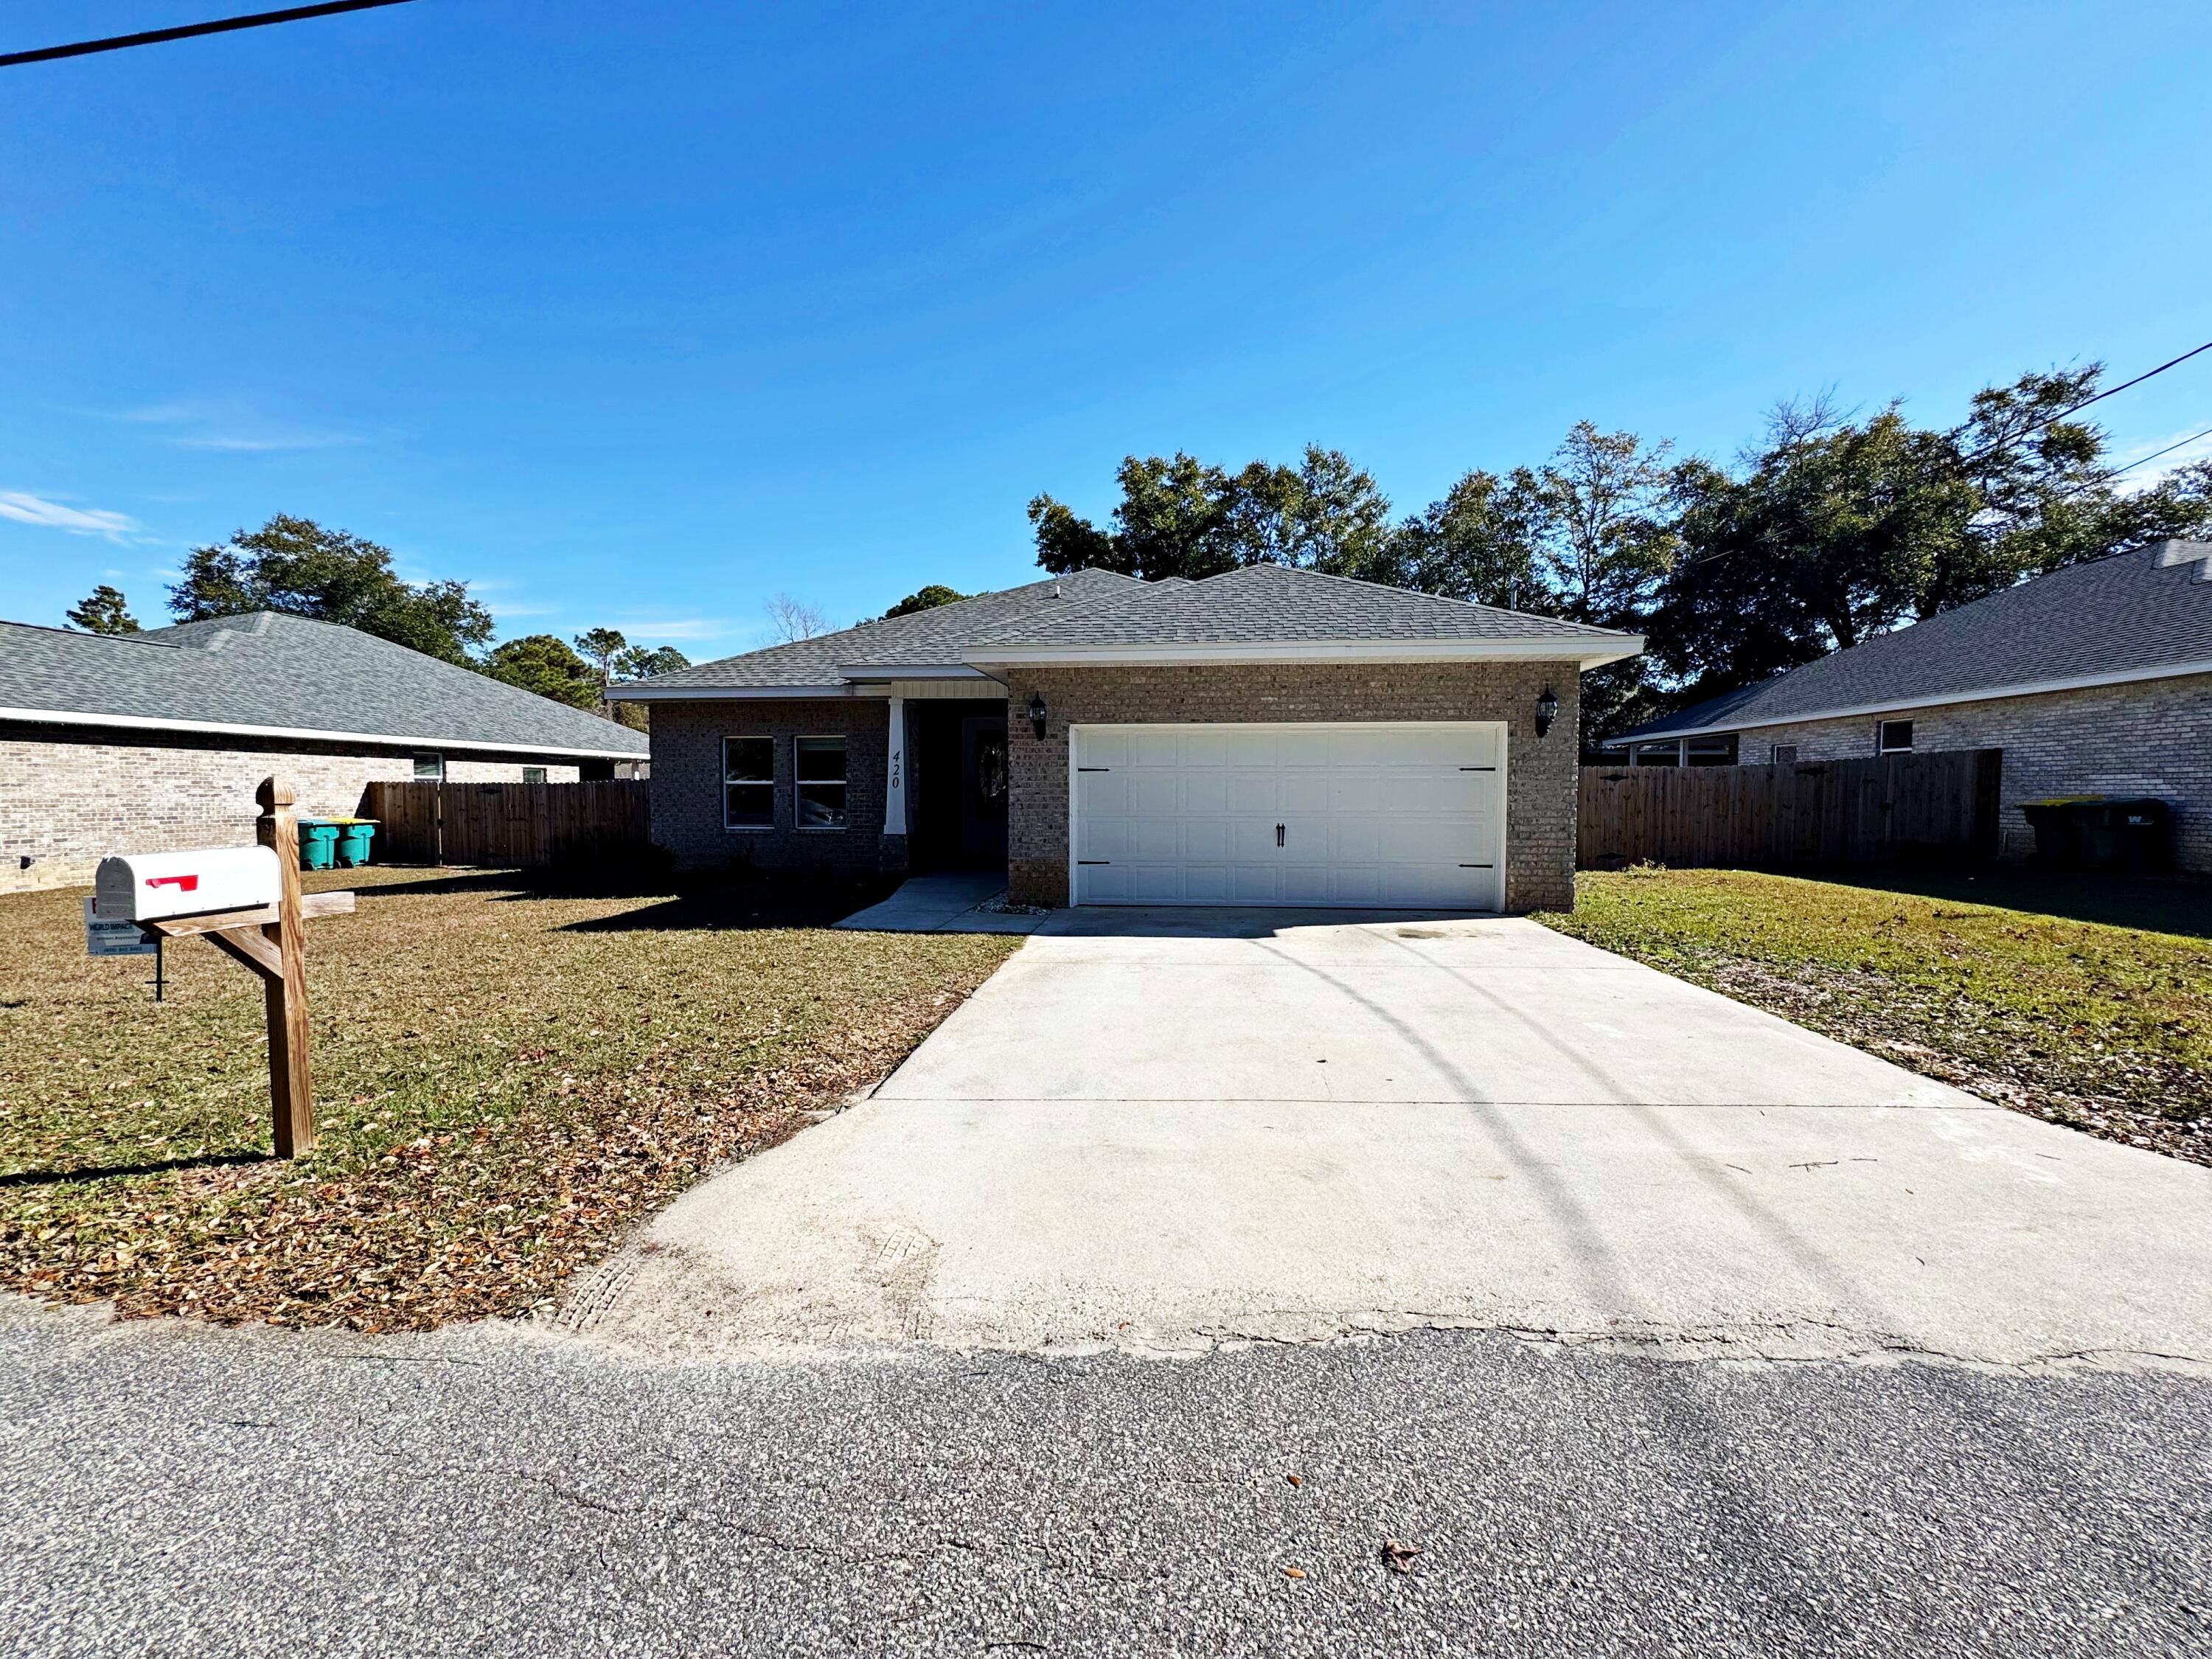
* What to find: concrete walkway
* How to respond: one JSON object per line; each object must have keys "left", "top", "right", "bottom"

{"left": 832, "top": 872, "right": 1049, "bottom": 934}
{"left": 574, "top": 910, "right": 2212, "bottom": 1368}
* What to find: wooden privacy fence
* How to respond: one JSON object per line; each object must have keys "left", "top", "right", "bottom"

{"left": 1578, "top": 749, "right": 2003, "bottom": 871}
{"left": 362, "top": 780, "right": 652, "bottom": 868}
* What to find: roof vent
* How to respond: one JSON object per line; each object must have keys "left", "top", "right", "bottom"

{"left": 2154, "top": 538, "right": 2212, "bottom": 581}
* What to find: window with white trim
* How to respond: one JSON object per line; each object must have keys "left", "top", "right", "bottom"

{"left": 723, "top": 737, "right": 774, "bottom": 828}
{"left": 1877, "top": 720, "right": 1914, "bottom": 754}
{"left": 795, "top": 736, "right": 848, "bottom": 829}
{"left": 1771, "top": 743, "right": 1798, "bottom": 765}
{"left": 412, "top": 753, "right": 445, "bottom": 780}
{"left": 521, "top": 766, "right": 547, "bottom": 784}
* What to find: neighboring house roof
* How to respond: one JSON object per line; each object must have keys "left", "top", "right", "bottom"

{"left": 1611, "top": 540, "right": 2212, "bottom": 745}
{"left": 0, "top": 611, "right": 647, "bottom": 758}
{"left": 614, "top": 566, "right": 1639, "bottom": 700}
{"left": 967, "top": 564, "right": 1641, "bottom": 666}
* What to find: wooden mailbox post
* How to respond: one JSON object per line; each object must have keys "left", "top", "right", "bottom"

{"left": 124, "top": 779, "right": 354, "bottom": 1158}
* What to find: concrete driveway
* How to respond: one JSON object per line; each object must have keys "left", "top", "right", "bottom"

{"left": 576, "top": 910, "right": 2212, "bottom": 1369}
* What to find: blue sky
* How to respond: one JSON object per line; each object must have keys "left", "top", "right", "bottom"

{"left": 5, "top": 1, "right": 2211, "bottom": 658}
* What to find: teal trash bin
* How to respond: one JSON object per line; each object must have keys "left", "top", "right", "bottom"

{"left": 335, "top": 820, "right": 378, "bottom": 868}
{"left": 296, "top": 819, "right": 339, "bottom": 871}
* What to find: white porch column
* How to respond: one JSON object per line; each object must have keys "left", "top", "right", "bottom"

{"left": 884, "top": 694, "right": 908, "bottom": 835}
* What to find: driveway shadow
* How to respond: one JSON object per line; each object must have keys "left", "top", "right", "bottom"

{"left": 1035, "top": 905, "right": 1503, "bottom": 940}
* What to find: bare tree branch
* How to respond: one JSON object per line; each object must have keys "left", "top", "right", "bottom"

{"left": 765, "top": 593, "right": 831, "bottom": 644}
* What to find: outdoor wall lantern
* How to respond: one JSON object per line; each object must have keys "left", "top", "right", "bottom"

{"left": 1535, "top": 685, "right": 1559, "bottom": 739}
{"left": 1027, "top": 692, "right": 1048, "bottom": 740}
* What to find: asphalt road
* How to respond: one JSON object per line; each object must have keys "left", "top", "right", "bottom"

{"left": 4, "top": 1303, "right": 2208, "bottom": 1658}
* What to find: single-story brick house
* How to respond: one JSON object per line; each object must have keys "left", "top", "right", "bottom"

{"left": 1605, "top": 540, "right": 2212, "bottom": 871}
{"left": 1, "top": 610, "right": 649, "bottom": 894}
{"left": 611, "top": 566, "right": 1641, "bottom": 911}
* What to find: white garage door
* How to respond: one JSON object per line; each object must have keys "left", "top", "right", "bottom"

{"left": 1071, "top": 722, "right": 1506, "bottom": 910}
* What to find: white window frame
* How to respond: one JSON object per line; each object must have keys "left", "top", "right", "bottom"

{"left": 412, "top": 753, "right": 445, "bottom": 781}
{"left": 521, "top": 766, "right": 548, "bottom": 785}
{"left": 1877, "top": 720, "right": 1914, "bottom": 755}
{"left": 722, "top": 735, "right": 776, "bottom": 831}
{"left": 1771, "top": 743, "right": 1798, "bottom": 765}
{"left": 793, "top": 734, "right": 849, "bottom": 831}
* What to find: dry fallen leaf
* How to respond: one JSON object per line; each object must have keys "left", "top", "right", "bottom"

{"left": 1382, "top": 1539, "right": 1424, "bottom": 1573}
{"left": 1281, "top": 1566, "right": 1307, "bottom": 1581}
{"left": 1284, "top": 1474, "right": 1302, "bottom": 1487}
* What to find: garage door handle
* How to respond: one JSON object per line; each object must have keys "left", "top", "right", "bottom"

{"left": 1276, "top": 822, "right": 1284, "bottom": 848}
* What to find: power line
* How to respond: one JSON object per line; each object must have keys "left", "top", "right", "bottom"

{"left": 2104, "top": 422, "right": 2212, "bottom": 481}
{"left": 1957, "top": 336, "right": 2212, "bottom": 467}
{"left": 0, "top": 0, "right": 415, "bottom": 69}
{"left": 1671, "top": 338, "right": 2212, "bottom": 572}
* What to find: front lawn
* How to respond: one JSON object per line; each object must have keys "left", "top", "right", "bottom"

{"left": 1540, "top": 868, "right": 2211, "bottom": 1166}
{"left": 0, "top": 868, "right": 1020, "bottom": 1329}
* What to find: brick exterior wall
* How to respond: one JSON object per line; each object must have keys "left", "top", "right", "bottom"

{"left": 646, "top": 699, "right": 905, "bottom": 875}
{"left": 1001, "top": 662, "right": 1582, "bottom": 912}
{"left": 1731, "top": 670, "right": 2212, "bottom": 872}
{"left": 0, "top": 723, "right": 579, "bottom": 894}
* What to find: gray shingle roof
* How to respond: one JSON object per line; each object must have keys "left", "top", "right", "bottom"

{"left": 1615, "top": 542, "right": 2212, "bottom": 742}
{"left": 618, "top": 569, "right": 1152, "bottom": 689}
{"left": 619, "top": 564, "right": 1637, "bottom": 693}
{"left": 0, "top": 611, "right": 646, "bottom": 756}
{"left": 972, "top": 564, "right": 1641, "bottom": 651}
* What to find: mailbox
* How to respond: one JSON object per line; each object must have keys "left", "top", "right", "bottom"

{"left": 94, "top": 846, "right": 282, "bottom": 922}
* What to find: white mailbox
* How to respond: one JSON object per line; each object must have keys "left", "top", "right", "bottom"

{"left": 94, "top": 846, "right": 282, "bottom": 922}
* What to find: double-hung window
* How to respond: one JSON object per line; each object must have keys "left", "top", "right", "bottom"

{"left": 795, "top": 736, "right": 848, "bottom": 829}
{"left": 723, "top": 737, "right": 774, "bottom": 829}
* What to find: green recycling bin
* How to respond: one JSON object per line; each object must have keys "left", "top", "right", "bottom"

{"left": 296, "top": 819, "right": 340, "bottom": 871}
{"left": 335, "top": 820, "right": 378, "bottom": 868}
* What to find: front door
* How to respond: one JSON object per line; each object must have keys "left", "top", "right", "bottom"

{"left": 959, "top": 714, "right": 1010, "bottom": 866}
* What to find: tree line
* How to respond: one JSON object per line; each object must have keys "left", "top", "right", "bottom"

{"left": 66, "top": 515, "right": 691, "bottom": 723}
{"left": 1026, "top": 366, "right": 2212, "bottom": 737}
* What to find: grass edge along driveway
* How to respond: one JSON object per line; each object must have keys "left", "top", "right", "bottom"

{"left": 1539, "top": 867, "right": 2211, "bottom": 1168}
{"left": 0, "top": 868, "right": 1020, "bottom": 1331}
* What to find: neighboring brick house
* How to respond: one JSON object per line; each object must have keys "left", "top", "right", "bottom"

{"left": 1605, "top": 540, "right": 2212, "bottom": 871}
{"left": 1, "top": 611, "right": 648, "bottom": 894}
{"left": 613, "top": 566, "right": 1638, "bottom": 913}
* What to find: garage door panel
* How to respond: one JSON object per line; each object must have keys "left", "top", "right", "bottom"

{"left": 1230, "top": 818, "right": 1281, "bottom": 860}
{"left": 1180, "top": 772, "right": 1227, "bottom": 814}
{"left": 1127, "top": 818, "right": 1182, "bottom": 860}
{"left": 1228, "top": 772, "right": 1279, "bottom": 814}
{"left": 1079, "top": 771, "right": 1129, "bottom": 815}
{"left": 1130, "top": 772, "right": 1182, "bottom": 814}
{"left": 1231, "top": 863, "right": 1281, "bottom": 902}
{"left": 1331, "top": 819, "right": 1382, "bottom": 862}
{"left": 1072, "top": 723, "right": 1504, "bottom": 911}
{"left": 1279, "top": 771, "right": 1332, "bottom": 813}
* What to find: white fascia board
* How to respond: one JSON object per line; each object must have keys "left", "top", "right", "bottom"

{"left": 608, "top": 683, "right": 856, "bottom": 702}
{"left": 837, "top": 662, "right": 992, "bottom": 680}
{"left": 1598, "top": 656, "right": 2212, "bottom": 747}
{"left": 0, "top": 704, "right": 646, "bottom": 760}
{"left": 965, "top": 636, "right": 1643, "bottom": 671}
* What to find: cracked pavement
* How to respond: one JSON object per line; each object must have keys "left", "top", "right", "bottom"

{"left": 4, "top": 1301, "right": 2209, "bottom": 1657}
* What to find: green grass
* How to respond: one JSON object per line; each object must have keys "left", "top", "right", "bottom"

{"left": 1540, "top": 867, "right": 2211, "bottom": 1163}
{"left": 0, "top": 866, "right": 1020, "bottom": 1328}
